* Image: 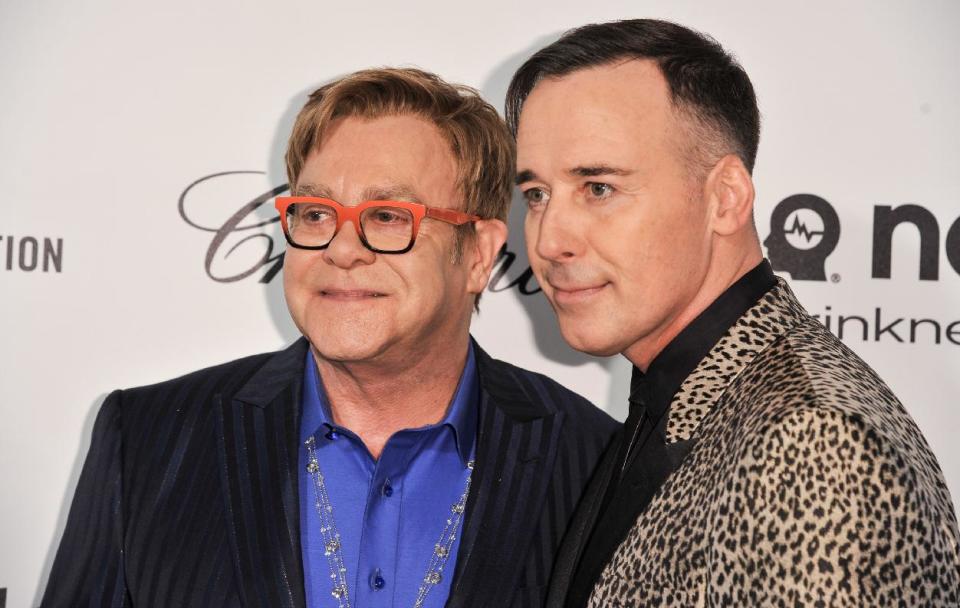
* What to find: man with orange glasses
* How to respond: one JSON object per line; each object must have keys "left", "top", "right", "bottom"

{"left": 44, "top": 68, "right": 615, "bottom": 608}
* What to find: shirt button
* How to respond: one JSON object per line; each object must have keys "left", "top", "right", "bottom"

{"left": 382, "top": 480, "right": 393, "bottom": 497}
{"left": 371, "top": 569, "right": 386, "bottom": 590}
{"left": 325, "top": 428, "right": 340, "bottom": 440}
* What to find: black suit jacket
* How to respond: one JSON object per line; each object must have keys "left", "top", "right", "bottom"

{"left": 42, "top": 339, "right": 616, "bottom": 607}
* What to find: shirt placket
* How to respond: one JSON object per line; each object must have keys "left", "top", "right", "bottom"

{"left": 354, "top": 432, "right": 418, "bottom": 607}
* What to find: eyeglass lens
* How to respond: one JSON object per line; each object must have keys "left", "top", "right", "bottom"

{"left": 286, "top": 203, "right": 414, "bottom": 251}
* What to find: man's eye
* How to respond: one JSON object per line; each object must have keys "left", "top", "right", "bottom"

{"left": 372, "top": 209, "right": 409, "bottom": 224}
{"left": 299, "top": 206, "right": 334, "bottom": 223}
{"left": 522, "top": 188, "right": 550, "bottom": 207}
{"left": 587, "top": 182, "right": 614, "bottom": 198}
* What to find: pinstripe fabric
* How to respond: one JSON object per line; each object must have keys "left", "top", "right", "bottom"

{"left": 42, "top": 338, "right": 616, "bottom": 607}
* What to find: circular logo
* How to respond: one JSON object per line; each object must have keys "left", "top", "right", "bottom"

{"left": 783, "top": 208, "right": 825, "bottom": 250}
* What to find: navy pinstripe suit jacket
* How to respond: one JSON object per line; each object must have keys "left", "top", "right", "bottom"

{"left": 42, "top": 338, "right": 616, "bottom": 607}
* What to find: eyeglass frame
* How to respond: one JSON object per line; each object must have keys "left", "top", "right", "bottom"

{"left": 274, "top": 196, "right": 482, "bottom": 254}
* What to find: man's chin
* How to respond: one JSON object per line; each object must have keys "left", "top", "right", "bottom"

{"left": 308, "top": 335, "right": 391, "bottom": 365}
{"left": 557, "top": 323, "right": 624, "bottom": 357}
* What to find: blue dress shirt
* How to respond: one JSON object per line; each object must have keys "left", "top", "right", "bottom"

{"left": 299, "top": 345, "right": 478, "bottom": 608}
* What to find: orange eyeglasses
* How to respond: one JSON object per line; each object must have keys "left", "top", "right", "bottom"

{"left": 274, "top": 196, "right": 481, "bottom": 254}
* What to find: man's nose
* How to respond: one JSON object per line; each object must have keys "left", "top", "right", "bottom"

{"left": 533, "top": 194, "right": 582, "bottom": 262}
{"left": 323, "top": 221, "right": 376, "bottom": 268}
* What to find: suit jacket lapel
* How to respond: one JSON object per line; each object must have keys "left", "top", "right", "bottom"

{"left": 664, "top": 278, "right": 808, "bottom": 443}
{"left": 446, "top": 346, "right": 566, "bottom": 608}
{"left": 215, "top": 339, "right": 309, "bottom": 608}
{"left": 544, "top": 432, "right": 620, "bottom": 608}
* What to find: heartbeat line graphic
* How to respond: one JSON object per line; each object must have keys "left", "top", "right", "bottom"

{"left": 785, "top": 214, "right": 824, "bottom": 243}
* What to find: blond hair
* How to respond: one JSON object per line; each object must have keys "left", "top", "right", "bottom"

{"left": 286, "top": 68, "right": 514, "bottom": 223}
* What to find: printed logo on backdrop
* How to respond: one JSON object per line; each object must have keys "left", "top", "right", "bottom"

{"left": 178, "top": 170, "right": 540, "bottom": 293}
{"left": 0, "top": 235, "right": 63, "bottom": 273}
{"left": 763, "top": 194, "right": 960, "bottom": 346}
{"left": 766, "top": 195, "right": 960, "bottom": 283}
{"left": 178, "top": 171, "right": 287, "bottom": 283}
{"left": 872, "top": 204, "right": 960, "bottom": 281}
{"left": 765, "top": 194, "right": 841, "bottom": 282}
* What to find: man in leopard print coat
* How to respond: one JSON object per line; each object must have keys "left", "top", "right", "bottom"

{"left": 506, "top": 18, "right": 960, "bottom": 607}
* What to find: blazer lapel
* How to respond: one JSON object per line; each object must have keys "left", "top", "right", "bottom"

{"left": 664, "top": 278, "right": 808, "bottom": 443}
{"left": 215, "top": 339, "right": 309, "bottom": 608}
{"left": 446, "top": 347, "right": 566, "bottom": 608}
{"left": 544, "top": 432, "right": 620, "bottom": 608}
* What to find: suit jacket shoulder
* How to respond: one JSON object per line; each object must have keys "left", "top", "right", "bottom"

{"left": 124, "top": 349, "right": 277, "bottom": 396}
{"left": 120, "top": 341, "right": 304, "bottom": 411}
{"left": 42, "top": 341, "right": 308, "bottom": 608}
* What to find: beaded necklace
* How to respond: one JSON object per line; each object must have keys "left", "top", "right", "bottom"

{"left": 304, "top": 434, "right": 474, "bottom": 608}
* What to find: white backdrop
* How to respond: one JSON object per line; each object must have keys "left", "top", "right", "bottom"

{"left": 2, "top": 1, "right": 959, "bottom": 605}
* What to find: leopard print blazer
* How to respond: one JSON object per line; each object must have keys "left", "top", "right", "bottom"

{"left": 588, "top": 279, "right": 960, "bottom": 607}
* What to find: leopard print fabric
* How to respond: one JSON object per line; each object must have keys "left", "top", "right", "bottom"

{"left": 664, "top": 280, "right": 808, "bottom": 444}
{"left": 589, "top": 280, "right": 960, "bottom": 607}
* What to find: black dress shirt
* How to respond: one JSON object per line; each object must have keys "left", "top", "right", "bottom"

{"left": 564, "top": 260, "right": 777, "bottom": 608}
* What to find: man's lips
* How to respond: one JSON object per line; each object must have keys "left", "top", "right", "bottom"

{"left": 319, "top": 288, "right": 387, "bottom": 300}
{"left": 549, "top": 282, "right": 609, "bottom": 305}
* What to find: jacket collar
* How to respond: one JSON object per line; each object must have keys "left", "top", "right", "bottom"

{"left": 230, "top": 337, "right": 558, "bottom": 421}
{"left": 216, "top": 338, "right": 309, "bottom": 608}
{"left": 631, "top": 260, "right": 777, "bottom": 425}
{"left": 233, "top": 338, "right": 309, "bottom": 407}
{"left": 664, "top": 276, "right": 808, "bottom": 443}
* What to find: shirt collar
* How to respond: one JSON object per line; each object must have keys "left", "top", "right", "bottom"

{"left": 630, "top": 259, "right": 777, "bottom": 422}
{"left": 445, "top": 341, "right": 479, "bottom": 466}
{"left": 300, "top": 340, "right": 479, "bottom": 467}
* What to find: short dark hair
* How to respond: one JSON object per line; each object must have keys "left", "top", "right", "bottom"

{"left": 505, "top": 19, "right": 760, "bottom": 173}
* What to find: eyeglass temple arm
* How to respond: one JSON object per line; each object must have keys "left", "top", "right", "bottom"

{"left": 425, "top": 207, "right": 482, "bottom": 225}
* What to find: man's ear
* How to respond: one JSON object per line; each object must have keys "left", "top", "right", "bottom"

{"left": 704, "top": 154, "right": 755, "bottom": 236}
{"left": 465, "top": 219, "right": 508, "bottom": 295}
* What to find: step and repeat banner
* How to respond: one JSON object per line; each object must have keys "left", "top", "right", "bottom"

{"left": 2, "top": 0, "right": 958, "bottom": 605}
